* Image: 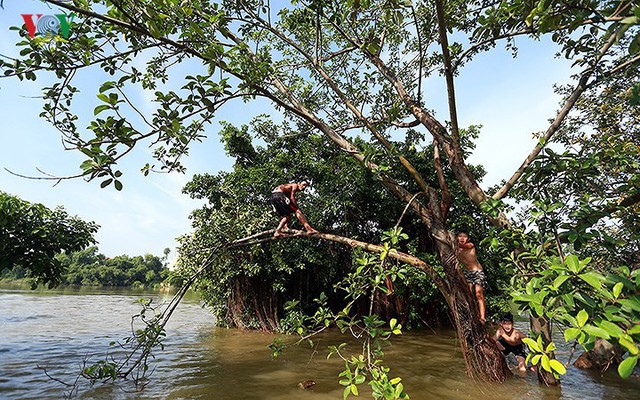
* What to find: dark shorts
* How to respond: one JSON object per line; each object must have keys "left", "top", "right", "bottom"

{"left": 463, "top": 269, "right": 487, "bottom": 288}
{"left": 499, "top": 338, "right": 527, "bottom": 358}
{"left": 270, "top": 192, "right": 296, "bottom": 216}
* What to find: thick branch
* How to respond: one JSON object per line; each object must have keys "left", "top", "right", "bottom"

{"left": 227, "top": 229, "right": 448, "bottom": 298}
{"left": 435, "top": 0, "right": 461, "bottom": 144}
{"left": 365, "top": 49, "right": 510, "bottom": 227}
{"left": 433, "top": 138, "right": 451, "bottom": 221}
{"left": 220, "top": 29, "right": 435, "bottom": 227}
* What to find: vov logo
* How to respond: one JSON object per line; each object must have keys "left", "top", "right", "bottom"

{"left": 21, "top": 13, "right": 75, "bottom": 38}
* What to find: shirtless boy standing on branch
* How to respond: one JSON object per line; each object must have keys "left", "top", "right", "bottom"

{"left": 456, "top": 230, "right": 487, "bottom": 323}
{"left": 270, "top": 181, "right": 319, "bottom": 238}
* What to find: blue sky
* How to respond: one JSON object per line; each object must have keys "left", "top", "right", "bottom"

{"left": 1, "top": 1, "right": 574, "bottom": 261}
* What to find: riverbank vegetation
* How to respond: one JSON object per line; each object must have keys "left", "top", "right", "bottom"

{"left": 1, "top": 245, "right": 172, "bottom": 288}
{"left": 0, "top": 191, "right": 172, "bottom": 288}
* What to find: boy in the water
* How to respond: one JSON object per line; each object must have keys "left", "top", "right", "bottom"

{"left": 456, "top": 230, "right": 487, "bottom": 323}
{"left": 494, "top": 312, "right": 528, "bottom": 372}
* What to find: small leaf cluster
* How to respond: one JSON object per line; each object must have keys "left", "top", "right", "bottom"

{"left": 523, "top": 336, "right": 566, "bottom": 377}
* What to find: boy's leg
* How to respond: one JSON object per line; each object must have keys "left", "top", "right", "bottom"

{"left": 295, "top": 209, "right": 318, "bottom": 234}
{"left": 274, "top": 215, "right": 291, "bottom": 237}
{"left": 515, "top": 355, "right": 527, "bottom": 372}
{"left": 475, "top": 285, "right": 486, "bottom": 323}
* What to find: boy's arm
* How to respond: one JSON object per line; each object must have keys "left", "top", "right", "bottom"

{"left": 290, "top": 187, "right": 299, "bottom": 208}
{"left": 459, "top": 242, "right": 475, "bottom": 249}
{"left": 493, "top": 329, "right": 506, "bottom": 351}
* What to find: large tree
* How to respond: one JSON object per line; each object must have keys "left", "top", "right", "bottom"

{"left": 3, "top": 0, "right": 638, "bottom": 384}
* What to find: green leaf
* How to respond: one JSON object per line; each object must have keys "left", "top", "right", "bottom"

{"left": 619, "top": 337, "right": 638, "bottom": 356}
{"left": 531, "top": 354, "right": 541, "bottom": 365}
{"left": 564, "top": 328, "right": 581, "bottom": 341}
{"left": 575, "top": 292, "right": 597, "bottom": 308}
{"left": 565, "top": 255, "right": 580, "bottom": 273}
{"left": 553, "top": 275, "right": 571, "bottom": 290}
{"left": 390, "top": 377, "right": 402, "bottom": 385}
{"left": 618, "top": 298, "right": 640, "bottom": 312}
{"left": 582, "top": 324, "right": 610, "bottom": 340}
{"left": 541, "top": 354, "right": 551, "bottom": 372}
{"left": 350, "top": 383, "right": 358, "bottom": 395}
{"left": 523, "top": 338, "right": 541, "bottom": 353}
{"left": 563, "top": 293, "right": 575, "bottom": 307}
{"left": 577, "top": 309, "right": 588, "bottom": 327}
{"left": 613, "top": 282, "right": 624, "bottom": 298}
{"left": 97, "top": 93, "right": 110, "bottom": 103}
{"left": 598, "top": 320, "right": 624, "bottom": 338}
{"left": 618, "top": 356, "right": 638, "bottom": 378}
{"left": 549, "top": 359, "right": 567, "bottom": 375}
{"left": 343, "top": 385, "right": 351, "bottom": 400}
{"left": 94, "top": 104, "right": 110, "bottom": 115}
{"left": 394, "top": 382, "right": 404, "bottom": 398}
{"left": 100, "top": 178, "right": 113, "bottom": 188}
{"left": 578, "top": 272, "right": 603, "bottom": 289}
{"left": 114, "top": 180, "right": 123, "bottom": 191}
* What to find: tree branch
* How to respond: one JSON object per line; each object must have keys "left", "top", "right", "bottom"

{"left": 435, "top": 0, "right": 461, "bottom": 144}
{"left": 239, "top": 5, "right": 436, "bottom": 197}
{"left": 433, "top": 138, "right": 451, "bottom": 221}
{"left": 227, "top": 229, "right": 448, "bottom": 296}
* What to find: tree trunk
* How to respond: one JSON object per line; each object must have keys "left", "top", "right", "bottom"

{"left": 433, "top": 231, "right": 511, "bottom": 382}
{"left": 573, "top": 338, "right": 624, "bottom": 372}
{"left": 226, "top": 275, "right": 279, "bottom": 331}
{"left": 530, "top": 316, "right": 560, "bottom": 385}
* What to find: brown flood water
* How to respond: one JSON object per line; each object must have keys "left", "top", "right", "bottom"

{"left": 0, "top": 286, "right": 638, "bottom": 399}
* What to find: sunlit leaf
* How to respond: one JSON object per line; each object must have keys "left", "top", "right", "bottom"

{"left": 549, "top": 359, "right": 566, "bottom": 375}
{"left": 618, "top": 356, "right": 638, "bottom": 378}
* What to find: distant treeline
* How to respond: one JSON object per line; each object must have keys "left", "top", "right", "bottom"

{"left": 1, "top": 246, "right": 171, "bottom": 288}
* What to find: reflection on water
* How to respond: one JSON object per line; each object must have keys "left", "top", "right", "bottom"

{"left": 1, "top": 287, "right": 638, "bottom": 399}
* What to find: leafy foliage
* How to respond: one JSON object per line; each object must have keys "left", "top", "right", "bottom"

{"left": 0, "top": 191, "right": 98, "bottom": 288}
{"left": 80, "top": 298, "right": 168, "bottom": 389}
{"left": 513, "top": 255, "right": 639, "bottom": 378}
{"left": 175, "top": 121, "right": 508, "bottom": 331}
{"left": 2, "top": 246, "right": 171, "bottom": 287}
